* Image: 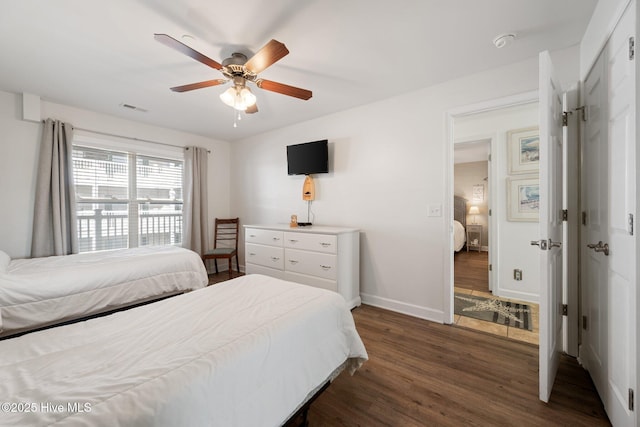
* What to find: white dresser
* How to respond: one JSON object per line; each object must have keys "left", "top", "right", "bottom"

{"left": 244, "top": 224, "right": 360, "bottom": 309}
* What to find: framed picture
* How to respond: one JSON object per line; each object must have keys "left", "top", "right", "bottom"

{"left": 507, "top": 127, "right": 539, "bottom": 174}
{"left": 507, "top": 176, "right": 539, "bottom": 222}
{"left": 472, "top": 184, "right": 484, "bottom": 202}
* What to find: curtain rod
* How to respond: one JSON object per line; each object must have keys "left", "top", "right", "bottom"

{"left": 41, "top": 120, "right": 210, "bottom": 153}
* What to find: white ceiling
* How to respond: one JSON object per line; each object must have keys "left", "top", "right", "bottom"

{"left": 0, "top": 0, "right": 598, "bottom": 142}
{"left": 454, "top": 139, "right": 491, "bottom": 165}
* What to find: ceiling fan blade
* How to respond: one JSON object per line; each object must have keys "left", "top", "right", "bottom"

{"left": 170, "top": 79, "right": 227, "bottom": 92}
{"left": 256, "top": 79, "right": 312, "bottom": 100}
{"left": 244, "top": 40, "right": 289, "bottom": 74}
{"left": 154, "top": 33, "right": 222, "bottom": 71}
{"left": 245, "top": 103, "right": 258, "bottom": 114}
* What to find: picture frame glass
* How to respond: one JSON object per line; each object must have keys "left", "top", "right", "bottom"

{"left": 508, "top": 127, "right": 539, "bottom": 174}
{"left": 507, "top": 176, "right": 539, "bottom": 222}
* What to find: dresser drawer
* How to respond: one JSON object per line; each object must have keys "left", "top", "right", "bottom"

{"left": 245, "top": 228, "right": 284, "bottom": 247}
{"left": 285, "top": 248, "right": 337, "bottom": 280}
{"left": 284, "top": 271, "right": 338, "bottom": 293}
{"left": 246, "top": 263, "right": 285, "bottom": 280}
{"left": 245, "top": 243, "right": 284, "bottom": 270}
{"left": 284, "top": 232, "right": 337, "bottom": 254}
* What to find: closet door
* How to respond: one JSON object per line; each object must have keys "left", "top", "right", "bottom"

{"left": 582, "top": 4, "right": 637, "bottom": 425}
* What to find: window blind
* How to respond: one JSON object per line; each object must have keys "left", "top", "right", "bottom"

{"left": 72, "top": 146, "right": 183, "bottom": 252}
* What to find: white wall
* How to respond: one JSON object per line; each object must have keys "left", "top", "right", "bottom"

{"left": 580, "top": 0, "right": 632, "bottom": 76}
{"left": 454, "top": 102, "right": 540, "bottom": 302}
{"left": 231, "top": 49, "right": 578, "bottom": 322}
{"left": 0, "top": 90, "right": 231, "bottom": 258}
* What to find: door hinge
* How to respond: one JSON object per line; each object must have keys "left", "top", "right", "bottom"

{"left": 630, "top": 388, "right": 635, "bottom": 411}
{"left": 562, "top": 209, "right": 568, "bottom": 221}
{"left": 574, "top": 105, "right": 587, "bottom": 122}
{"left": 630, "top": 37, "right": 635, "bottom": 60}
{"left": 582, "top": 211, "right": 587, "bottom": 226}
{"left": 489, "top": 264, "right": 492, "bottom": 272}
{"left": 562, "top": 304, "right": 568, "bottom": 316}
{"left": 489, "top": 209, "right": 492, "bottom": 216}
{"left": 488, "top": 154, "right": 491, "bottom": 161}
{"left": 629, "top": 213, "right": 634, "bottom": 236}
{"left": 562, "top": 111, "right": 569, "bottom": 127}
{"left": 582, "top": 315, "right": 588, "bottom": 330}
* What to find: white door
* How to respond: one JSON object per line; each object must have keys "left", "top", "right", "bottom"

{"left": 581, "top": 38, "right": 609, "bottom": 412}
{"left": 582, "top": 5, "right": 637, "bottom": 425}
{"left": 537, "top": 51, "right": 564, "bottom": 403}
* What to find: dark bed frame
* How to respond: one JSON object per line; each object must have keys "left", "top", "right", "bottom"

{"left": 0, "top": 292, "right": 181, "bottom": 340}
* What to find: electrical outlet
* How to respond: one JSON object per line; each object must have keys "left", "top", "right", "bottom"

{"left": 514, "top": 269, "right": 522, "bottom": 281}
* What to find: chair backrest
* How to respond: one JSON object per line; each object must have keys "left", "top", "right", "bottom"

{"left": 213, "top": 218, "right": 239, "bottom": 250}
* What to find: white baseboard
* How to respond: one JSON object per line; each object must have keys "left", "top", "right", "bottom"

{"left": 495, "top": 288, "right": 539, "bottom": 304}
{"left": 360, "top": 293, "right": 444, "bottom": 323}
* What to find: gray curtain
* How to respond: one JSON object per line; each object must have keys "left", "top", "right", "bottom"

{"left": 183, "top": 146, "right": 209, "bottom": 255}
{"left": 31, "top": 119, "right": 78, "bottom": 257}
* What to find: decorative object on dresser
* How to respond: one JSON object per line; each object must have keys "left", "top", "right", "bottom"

{"left": 302, "top": 175, "right": 315, "bottom": 201}
{"left": 244, "top": 225, "right": 360, "bottom": 309}
{"left": 202, "top": 218, "right": 240, "bottom": 278}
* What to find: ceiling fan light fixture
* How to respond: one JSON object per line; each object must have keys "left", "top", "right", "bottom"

{"left": 219, "top": 85, "right": 256, "bottom": 111}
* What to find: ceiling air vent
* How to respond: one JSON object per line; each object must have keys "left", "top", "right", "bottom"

{"left": 120, "top": 103, "right": 148, "bottom": 113}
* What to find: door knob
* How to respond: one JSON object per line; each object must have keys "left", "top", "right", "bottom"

{"left": 548, "top": 239, "right": 562, "bottom": 249}
{"left": 530, "top": 240, "right": 548, "bottom": 250}
{"left": 587, "top": 241, "right": 609, "bottom": 256}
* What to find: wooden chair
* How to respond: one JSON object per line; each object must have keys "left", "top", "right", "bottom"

{"left": 202, "top": 218, "right": 239, "bottom": 279}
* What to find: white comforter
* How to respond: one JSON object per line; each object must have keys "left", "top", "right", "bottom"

{"left": 453, "top": 220, "right": 466, "bottom": 252}
{"left": 0, "top": 246, "right": 207, "bottom": 335}
{"left": 0, "top": 274, "right": 368, "bottom": 426}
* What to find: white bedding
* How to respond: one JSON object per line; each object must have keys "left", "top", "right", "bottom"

{"left": 0, "top": 274, "right": 368, "bottom": 426}
{"left": 0, "top": 246, "right": 208, "bottom": 335}
{"left": 453, "top": 220, "right": 466, "bottom": 252}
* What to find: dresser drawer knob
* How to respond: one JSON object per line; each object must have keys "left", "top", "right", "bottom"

{"left": 288, "top": 260, "right": 299, "bottom": 264}
{"left": 320, "top": 242, "right": 331, "bottom": 247}
{"left": 273, "top": 237, "right": 280, "bottom": 241}
{"left": 320, "top": 265, "right": 332, "bottom": 270}
{"left": 289, "top": 239, "right": 298, "bottom": 243}
{"left": 271, "top": 256, "right": 280, "bottom": 261}
{"left": 249, "top": 252, "right": 256, "bottom": 256}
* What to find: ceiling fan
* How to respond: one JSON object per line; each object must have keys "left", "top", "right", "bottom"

{"left": 154, "top": 34, "right": 312, "bottom": 115}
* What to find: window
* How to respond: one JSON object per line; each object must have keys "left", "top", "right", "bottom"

{"left": 73, "top": 145, "right": 183, "bottom": 253}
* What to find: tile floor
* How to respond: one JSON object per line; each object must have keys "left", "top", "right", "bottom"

{"left": 454, "top": 287, "right": 539, "bottom": 345}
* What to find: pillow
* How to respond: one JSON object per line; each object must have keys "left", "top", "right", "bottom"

{"left": 0, "top": 250, "right": 11, "bottom": 274}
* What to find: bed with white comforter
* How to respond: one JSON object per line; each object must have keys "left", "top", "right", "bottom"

{"left": 453, "top": 220, "right": 466, "bottom": 252}
{"left": 0, "top": 246, "right": 208, "bottom": 336}
{"left": 0, "top": 274, "right": 368, "bottom": 426}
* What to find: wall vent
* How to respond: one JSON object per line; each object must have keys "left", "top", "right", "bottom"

{"left": 120, "top": 103, "right": 148, "bottom": 113}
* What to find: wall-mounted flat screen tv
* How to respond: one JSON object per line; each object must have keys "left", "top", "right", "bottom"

{"left": 287, "top": 140, "right": 329, "bottom": 175}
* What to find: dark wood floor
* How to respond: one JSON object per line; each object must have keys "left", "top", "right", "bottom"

{"left": 208, "top": 271, "right": 609, "bottom": 426}
{"left": 307, "top": 305, "right": 609, "bottom": 426}
{"left": 455, "top": 250, "right": 489, "bottom": 292}
{"left": 207, "top": 269, "right": 243, "bottom": 285}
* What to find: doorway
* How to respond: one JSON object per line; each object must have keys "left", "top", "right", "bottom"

{"left": 453, "top": 139, "right": 491, "bottom": 295}
{"left": 447, "top": 93, "right": 541, "bottom": 344}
